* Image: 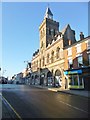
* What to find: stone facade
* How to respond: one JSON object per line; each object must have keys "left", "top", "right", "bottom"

{"left": 31, "top": 7, "right": 76, "bottom": 89}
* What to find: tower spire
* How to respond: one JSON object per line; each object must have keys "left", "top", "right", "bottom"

{"left": 44, "top": 6, "right": 53, "bottom": 20}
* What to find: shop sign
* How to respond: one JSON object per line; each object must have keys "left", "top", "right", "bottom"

{"left": 64, "top": 69, "right": 82, "bottom": 75}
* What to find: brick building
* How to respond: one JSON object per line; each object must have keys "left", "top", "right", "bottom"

{"left": 64, "top": 35, "right": 90, "bottom": 90}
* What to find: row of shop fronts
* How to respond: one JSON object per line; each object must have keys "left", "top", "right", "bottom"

{"left": 30, "top": 68, "right": 63, "bottom": 88}
{"left": 29, "top": 66, "right": 90, "bottom": 91}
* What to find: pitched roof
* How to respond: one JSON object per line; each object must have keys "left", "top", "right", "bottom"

{"left": 45, "top": 7, "right": 53, "bottom": 16}
{"left": 61, "top": 24, "right": 71, "bottom": 34}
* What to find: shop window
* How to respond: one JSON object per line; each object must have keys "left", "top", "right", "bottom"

{"left": 69, "top": 75, "right": 78, "bottom": 86}
{"left": 69, "top": 75, "right": 84, "bottom": 88}
{"left": 79, "top": 76, "right": 83, "bottom": 86}
{"left": 78, "top": 56, "right": 83, "bottom": 67}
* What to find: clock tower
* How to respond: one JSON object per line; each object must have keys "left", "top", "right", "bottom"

{"left": 39, "top": 6, "right": 59, "bottom": 54}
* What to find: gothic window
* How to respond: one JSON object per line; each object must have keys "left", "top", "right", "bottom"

{"left": 42, "top": 57, "right": 45, "bottom": 66}
{"left": 43, "top": 28, "right": 45, "bottom": 35}
{"left": 54, "top": 29, "right": 55, "bottom": 36}
{"left": 41, "top": 41, "right": 43, "bottom": 48}
{"left": 49, "top": 28, "right": 51, "bottom": 35}
{"left": 51, "top": 51, "right": 54, "bottom": 63}
{"left": 51, "top": 29, "right": 54, "bottom": 36}
{"left": 56, "top": 47, "right": 60, "bottom": 59}
{"left": 41, "top": 31, "right": 42, "bottom": 38}
{"left": 40, "top": 59, "right": 41, "bottom": 68}
{"left": 37, "top": 60, "right": 38, "bottom": 68}
{"left": 47, "top": 53, "right": 49, "bottom": 63}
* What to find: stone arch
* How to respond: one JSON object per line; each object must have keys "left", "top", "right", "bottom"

{"left": 35, "top": 75, "right": 39, "bottom": 85}
{"left": 47, "top": 71, "right": 53, "bottom": 86}
{"left": 54, "top": 69, "right": 62, "bottom": 87}
{"left": 55, "top": 69, "right": 61, "bottom": 76}
{"left": 47, "top": 71, "right": 52, "bottom": 77}
{"left": 35, "top": 75, "right": 38, "bottom": 79}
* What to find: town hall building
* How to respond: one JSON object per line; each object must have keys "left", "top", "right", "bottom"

{"left": 31, "top": 7, "right": 90, "bottom": 90}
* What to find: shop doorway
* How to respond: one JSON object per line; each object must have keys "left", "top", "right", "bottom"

{"left": 35, "top": 75, "right": 39, "bottom": 85}
{"left": 47, "top": 71, "right": 53, "bottom": 86}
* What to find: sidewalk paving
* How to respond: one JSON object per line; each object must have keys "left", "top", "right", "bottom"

{"left": 30, "top": 85, "right": 90, "bottom": 98}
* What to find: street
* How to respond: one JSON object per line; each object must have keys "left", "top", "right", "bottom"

{"left": 0, "top": 84, "right": 89, "bottom": 119}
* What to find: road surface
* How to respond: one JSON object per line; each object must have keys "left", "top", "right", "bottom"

{"left": 0, "top": 84, "right": 89, "bottom": 119}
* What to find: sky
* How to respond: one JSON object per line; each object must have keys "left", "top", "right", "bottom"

{"left": 1, "top": 1, "right": 88, "bottom": 78}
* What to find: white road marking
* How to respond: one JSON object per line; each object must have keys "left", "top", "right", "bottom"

{"left": 0, "top": 93, "right": 22, "bottom": 120}
{"left": 59, "top": 100, "right": 89, "bottom": 114}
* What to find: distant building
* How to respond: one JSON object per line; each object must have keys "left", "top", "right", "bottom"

{"left": 13, "top": 72, "right": 23, "bottom": 84}
{"left": 0, "top": 76, "right": 8, "bottom": 84}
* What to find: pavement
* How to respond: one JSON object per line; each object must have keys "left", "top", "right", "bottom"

{"left": 30, "top": 84, "right": 90, "bottom": 98}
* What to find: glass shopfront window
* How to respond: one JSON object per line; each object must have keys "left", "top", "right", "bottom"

{"left": 68, "top": 74, "right": 84, "bottom": 89}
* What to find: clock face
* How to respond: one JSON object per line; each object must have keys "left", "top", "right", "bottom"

{"left": 49, "top": 15, "right": 53, "bottom": 19}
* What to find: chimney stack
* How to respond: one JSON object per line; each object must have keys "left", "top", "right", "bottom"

{"left": 80, "top": 32, "right": 84, "bottom": 40}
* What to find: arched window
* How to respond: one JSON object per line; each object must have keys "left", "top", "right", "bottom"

{"left": 41, "top": 41, "right": 43, "bottom": 48}
{"left": 54, "top": 29, "right": 55, "bottom": 36}
{"left": 47, "top": 54, "right": 49, "bottom": 63}
{"left": 41, "top": 31, "right": 42, "bottom": 38}
{"left": 51, "top": 51, "right": 54, "bottom": 63}
{"left": 39, "top": 59, "right": 41, "bottom": 68}
{"left": 56, "top": 47, "right": 60, "bottom": 59}
{"left": 49, "top": 28, "right": 51, "bottom": 35}
{"left": 37, "top": 60, "right": 38, "bottom": 68}
{"left": 51, "top": 29, "right": 54, "bottom": 36}
{"left": 43, "top": 28, "right": 45, "bottom": 35}
{"left": 42, "top": 57, "right": 45, "bottom": 66}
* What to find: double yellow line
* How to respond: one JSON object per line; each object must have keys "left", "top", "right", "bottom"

{"left": 0, "top": 93, "right": 22, "bottom": 120}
